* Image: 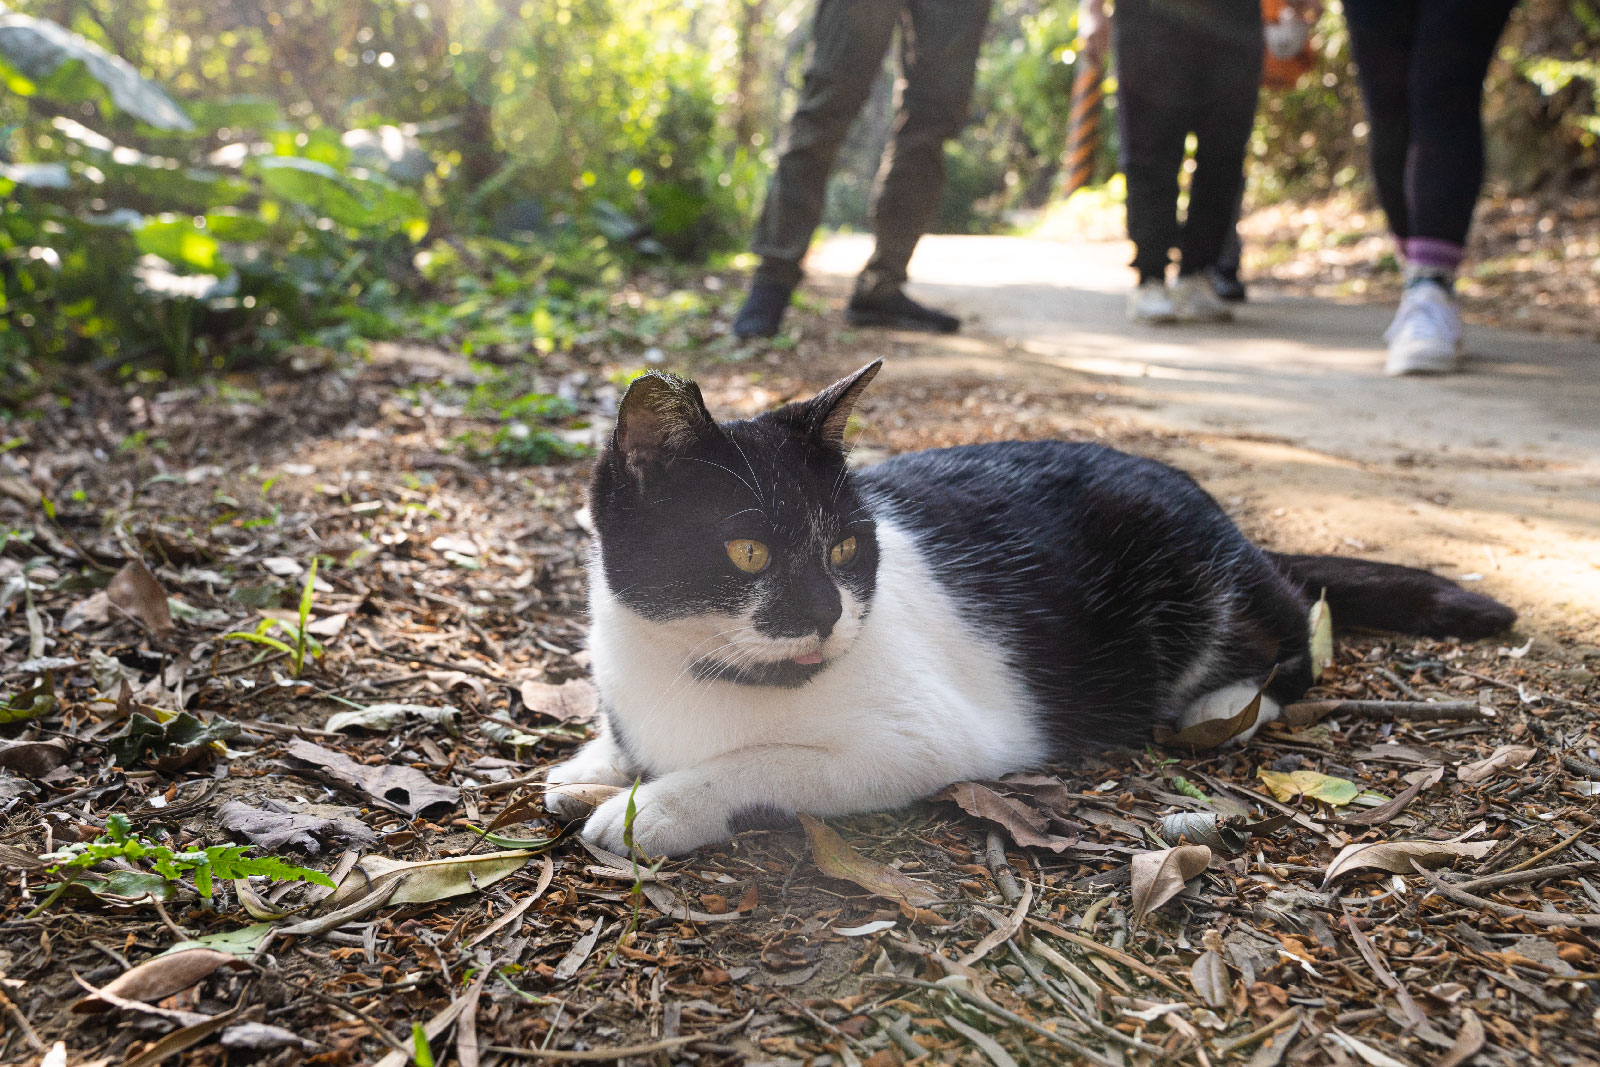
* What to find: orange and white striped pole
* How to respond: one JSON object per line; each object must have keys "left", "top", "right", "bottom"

{"left": 1061, "top": 44, "right": 1107, "bottom": 199}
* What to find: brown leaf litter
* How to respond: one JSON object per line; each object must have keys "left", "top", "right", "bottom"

{"left": 1, "top": 302, "right": 1597, "bottom": 1066}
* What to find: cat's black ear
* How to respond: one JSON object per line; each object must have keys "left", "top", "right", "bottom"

{"left": 799, "top": 360, "right": 881, "bottom": 450}
{"left": 612, "top": 372, "right": 715, "bottom": 475}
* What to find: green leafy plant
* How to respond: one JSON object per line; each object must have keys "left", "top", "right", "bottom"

{"left": 600, "top": 777, "right": 665, "bottom": 970}
{"left": 220, "top": 558, "right": 321, "bottom": 676}
{"left": 35, "top": 813, "right": 332, "bottom": 914}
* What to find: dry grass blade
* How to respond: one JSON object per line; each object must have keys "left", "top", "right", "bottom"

{"left": 468, "top": 855, "right": 554, "bottom": 947}
{"left": 1026, "top": 919, "right": 1188, "bottom": 994}
{"left": 1436, "top": 1010, "right": 1485, "bottom": 1067}
{"left": 122, "top": 1004, "right": 251, "bottom": 1067}
{"left": 942, "top": 1015, "right": 1020, "bottom": 1067}
{"left": 958, "top": 878, "right": 1032, "bottom": 966}
{"left": 1341, "top": 905, "right": 1425, "bottom": 1028}
{"left": 485, "top": 1010, "right": 755, "bottom": 1060}
{"left": 372, "top": 968, "right": 488, "bottom": 1067}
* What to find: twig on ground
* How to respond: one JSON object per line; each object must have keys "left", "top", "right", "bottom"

{"left": 1284, "top": 700, "right": 1485, "bottom": 723}
{"left": 1456, "top": 860, "right": 1600, "bottom": 894}
{"left": 984, "top": 830, "right": 1021, "bottom": 905}
{"left": 1211, "top": 1009, "right": 1301, "bottom": 1056}
{"left": 1503, "top": 825, "right": 1590, "bottom": 874}
{"left": 1415, "top": 864, "right": 1600, "bottom": 928}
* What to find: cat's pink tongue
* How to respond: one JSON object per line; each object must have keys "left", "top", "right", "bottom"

{"left": 792, "top": 651, "right": 824, "bottom": 665}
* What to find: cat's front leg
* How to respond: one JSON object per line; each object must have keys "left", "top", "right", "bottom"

{"left": 581, "top": 743, "right": 908, "bottom": 857}
{"left": 544, "top": 730, "right": 637, "bottom": 821}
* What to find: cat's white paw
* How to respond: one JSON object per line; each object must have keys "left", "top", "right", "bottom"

{"left": 544, "top": 741, "right": 633, "bottom": 822}
{"left": 581, "top": 779, "right": 730, "bottom": 858}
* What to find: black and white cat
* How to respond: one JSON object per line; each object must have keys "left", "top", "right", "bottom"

{"left": 545, "top": 362, "right": 1514, "bottom": 856}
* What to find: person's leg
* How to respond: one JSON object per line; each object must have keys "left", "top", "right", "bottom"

{"left": 1178, "top": 14, "right": 1261, "bottom": 278}
{"left": 1401, "top": 0, "right": 1519, "bottom": 278}
{"left": 1343, "top": 0, "right": 1421, "bottom": 242}
{"left": 1113, "top": 0, "right": 1194, "bottom": 287}
{"left": 850, "top": 0, "right": 992, "bottom": 319}
{"left": 746, "top": 0, "right": 901, "bottom": 290}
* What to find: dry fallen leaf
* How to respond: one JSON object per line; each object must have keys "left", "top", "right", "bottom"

{"left": 106, "top": 559, "right": 173, "bottom": 637}
{"left": 519, "top": 678, "right": 599, "bottom": 723}
{"left": 1322, "top": 838, "right": 1497, "bottom": 886}
{"left": 799, "top": 813, "right": 940, "bottom": 908}
{"left": 284, "top": 738, "right": 459, "bottom": 819}
{"left": 72, "top": 948, "right": 242, "bottom": 1013}
{"left": 1189, "top": 948, "right": 1230, "bottom": 1009}
{"left": 1334, "top": 765, "right": 1444, "bottom": 827}
{"left": 324, "top": 849, "right": 536, "bottom": 909}
{"left": 0, "top": 738, "right": 69, "bottom": 778}
{"left": 1457, "top": 744, "right": 1536, "bottom": 783}
{"left": 217, "top": 800, "right": 378, "bottom": 854}
{"left": 937, "top": 780, "right": 1078, "bottom": 852}
{"left": 1256, "top": 768, "right": 1361, "bottom": 806}
{"left": 1308, "top": 592, "right": 1334, "bottom": 682}
{"left": 1159, "top": 669, "right": 1275, "bottom": 750}
{"left": 1131, "top": 844, "right": 1211, "bottom": 926}
{"left": 323, "top": 702, "right": 460, "bottom": 733}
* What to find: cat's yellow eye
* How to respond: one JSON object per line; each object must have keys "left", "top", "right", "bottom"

{"left": 726, "top": 539, "right": 770, "bottom": 574}
{"left": 830, "top": 536, "right": 858, "bottom": 568}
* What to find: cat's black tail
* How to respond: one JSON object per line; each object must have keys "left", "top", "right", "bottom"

{"left": 1266, "top": 552, "right": 1516, "bottom": 639}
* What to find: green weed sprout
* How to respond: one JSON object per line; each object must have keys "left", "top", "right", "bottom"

{"left": 35, "top": 814, "right": 333, "bottom": 915}
{"left": 221, "top": 558, "right": 322, "bottom": 676}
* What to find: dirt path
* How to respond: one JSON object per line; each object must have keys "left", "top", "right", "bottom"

{"left": 809, "top": 233, "right": 1600, "bottom": 644}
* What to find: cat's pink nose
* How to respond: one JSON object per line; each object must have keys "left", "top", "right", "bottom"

{"left": 792, "top": 651, "right": 824, "bottom": 665}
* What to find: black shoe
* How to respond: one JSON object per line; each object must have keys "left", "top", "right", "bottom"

{"left": 732, "top": 279, "right": 794, "bottom": 339}
{"left": 844, "top": 288, "right": 960, "bottom": 333}
{"left": 1206, "top": 265, "right": 1247, "bottom": 303}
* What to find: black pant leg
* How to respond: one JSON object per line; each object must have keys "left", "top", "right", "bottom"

{"left": 1404, "top": 0, "right": 1518, "bottom": 244}
{"left": 1114, "top": 0, "right": 1196, "bottom": 280}
{"left": 1344, "top": 0, "right": 1422, "bottom": 240}
{"left": 1179, "top": 21, "right": 1261, "bottom": 274}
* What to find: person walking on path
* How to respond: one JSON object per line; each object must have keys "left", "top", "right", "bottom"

{"left": 1082, "top": 0, "right": 1298, "bottom": 325}
{"left": 1343, "top": 0, "right": 1520, "bottom": 376}
{"left": 732, "top": 0, "right": 992, "bottom": 340}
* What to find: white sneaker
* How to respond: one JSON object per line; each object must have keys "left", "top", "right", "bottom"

{"left": 1171, "top": 274, "right": 1233, "bottom": 323}
{"left": 1384, "top": 281, "right": 1462, "bottom": 375}
{"left": 1127, "top": 278, "right": 1177, "bottom": 324}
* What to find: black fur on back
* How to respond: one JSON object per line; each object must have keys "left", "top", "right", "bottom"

{"left": 858, "top": 441, "right": 1316, "bottom": 751}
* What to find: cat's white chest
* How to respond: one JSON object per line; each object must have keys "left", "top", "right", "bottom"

{"left": 585, "top": 518, "right": 1045, "bottom": 810}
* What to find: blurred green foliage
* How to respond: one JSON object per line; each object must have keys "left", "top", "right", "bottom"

{"left": 0, "top": 0, "right": 1594, "bottom": 403}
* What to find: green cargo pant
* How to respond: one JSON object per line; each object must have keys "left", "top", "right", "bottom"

{"left": 750, "top": 0, "right": 992, "bottom": 296}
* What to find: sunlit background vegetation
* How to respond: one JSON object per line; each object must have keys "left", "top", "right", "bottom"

{"left": 1, "top": 0, "right": 1596, "bottom": 398}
